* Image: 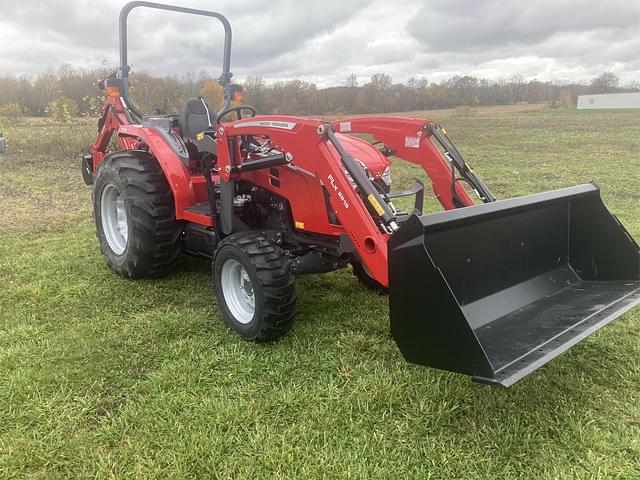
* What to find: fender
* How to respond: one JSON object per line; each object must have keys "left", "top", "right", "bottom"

{"left": 118, "top": 124, "right": 196, "bottom": 216}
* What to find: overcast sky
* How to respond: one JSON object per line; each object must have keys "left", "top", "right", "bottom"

{"left": 0, "top": 0, "right": 638, "bottom": 86}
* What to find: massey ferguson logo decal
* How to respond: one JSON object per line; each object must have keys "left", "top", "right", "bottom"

{"left": 328, "top": 174, "right": 349, "bottom": 209}
{"left": 234, "top": 120, "right": 297, "bottom": 130}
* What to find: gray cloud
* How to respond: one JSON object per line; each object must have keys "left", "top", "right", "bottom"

{"left": 407, "top": 0, "right": 637, "bottom": 51}
{"left": 0, "top": 0, "right": 638, "bottom": 85}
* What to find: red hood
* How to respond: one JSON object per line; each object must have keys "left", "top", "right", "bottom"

{"left": 336, "top": 133, "right": 390, "bottom": 179}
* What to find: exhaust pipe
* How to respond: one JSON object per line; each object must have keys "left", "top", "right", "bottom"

{"left": 388, "top": 183, "right": 640, "bottom": 387}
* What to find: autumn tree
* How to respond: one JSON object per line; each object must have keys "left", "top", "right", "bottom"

{"left": 199, "top": 79, "right": 224, "bottom": 109}
{"left": 243, "top": 75, "right": 267, "bottom": 113}
{"left": 1, "top": 65, "right": 636, "bottom": 118}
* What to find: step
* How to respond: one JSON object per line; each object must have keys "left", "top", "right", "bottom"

{"left": 184, "top": 202, "right": 212, "bottom": 216}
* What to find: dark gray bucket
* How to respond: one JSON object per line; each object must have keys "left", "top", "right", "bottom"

{"left": 388, "top": 183, "right": 640, "bottom": 387}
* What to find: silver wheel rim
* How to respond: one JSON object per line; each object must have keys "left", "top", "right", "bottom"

{"left": 221, "top": 259, "right": 255, "bottom": 324}
{"left": 100, "top": 184, "right": 128, "bottom": 255}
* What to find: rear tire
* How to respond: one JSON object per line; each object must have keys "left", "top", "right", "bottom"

{"left": 93, "top": 150, "right": 183, "bottom": 278}
{"left": 352, "top": 261, "right": 388, "bottom": 294}
{"left": 213, "top": 232, "right": 297, "bottom": 341}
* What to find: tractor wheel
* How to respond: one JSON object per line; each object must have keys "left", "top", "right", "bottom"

{"left": 351, "top": 261, "right": 388, "bottom": 294}
{"left": 93, "top": 150, "right": 183, "bottom": 278}
{"left": 213, "top": 232, "right": 297, "bottom": 341}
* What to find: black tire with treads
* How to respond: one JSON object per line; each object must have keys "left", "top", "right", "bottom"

{"left": 93, "top": 150, "right": 183, "bottom": 278}
{"left": 213, "top": 231, "right": 297, "bottom": 341}
{"left": 351, "top": 261, "right": 388, "bottom": 294}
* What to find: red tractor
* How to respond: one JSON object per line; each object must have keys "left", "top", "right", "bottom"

{"left": 83, "top": 1, "right": 639, "bottom": 387}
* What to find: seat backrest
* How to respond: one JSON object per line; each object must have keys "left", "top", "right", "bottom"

{"left": 179, "top": 97, "right": 216, "bottom": 139}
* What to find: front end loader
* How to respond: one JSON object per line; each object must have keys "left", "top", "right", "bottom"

{"left": 84, "top": 1, "right": 640, "bottom": 387}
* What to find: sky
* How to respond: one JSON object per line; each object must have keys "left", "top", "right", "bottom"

{"left": 0, "top": 0, "right": 638, "bottom": 87}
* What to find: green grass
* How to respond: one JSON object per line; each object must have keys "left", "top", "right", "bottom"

{"left": 1, "top": 108, "right": 639, "bottom": 479}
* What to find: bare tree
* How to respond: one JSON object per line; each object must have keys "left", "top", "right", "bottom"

{"left": 407, "top": 76, "right": 428, "bottom": 89}
{"left": 370, "top": 73, "right": 392, "bottom": 90}
{"left": 344, "top": 74, "right": 358, "bottom": 88}
{"left": 243, "top": 75, "right": 267, "bottom": 112}
{"left": 453, "top": 75, "right": 478, "bottom": 105}
{"left": 511, "top": 74, "right": 525, "bottom": 103}
{"left": 590, "top": 71, "right": 619, "bottom": 93}
{"left": 182, "top": 70, "right": 198, "bottom": 96}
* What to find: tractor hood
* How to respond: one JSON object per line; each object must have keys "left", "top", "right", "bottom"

{"left": 336, "top": 133, "right": 390, "bottom": 181}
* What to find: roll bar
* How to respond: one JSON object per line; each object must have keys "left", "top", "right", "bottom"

{"left": 118, "top": 1, "right": 234, "bottom": 117}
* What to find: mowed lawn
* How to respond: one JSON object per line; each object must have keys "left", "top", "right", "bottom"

{"left": 1, "top": 107, "right": 639, "bottom": 479}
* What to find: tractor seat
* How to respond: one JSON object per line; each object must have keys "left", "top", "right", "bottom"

{"left": 179, "top": 97, "right": 217, "bottom": 154}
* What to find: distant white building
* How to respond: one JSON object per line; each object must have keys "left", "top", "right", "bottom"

{"left": 577, "top": 92, "right": 640, "bottom": 109}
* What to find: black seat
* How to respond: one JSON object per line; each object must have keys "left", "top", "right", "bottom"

{"left": 180, "top": 97, "right": 216, "bottom": 138}
{"left": 179, "top": 97, "right": 217, "bottom": 154}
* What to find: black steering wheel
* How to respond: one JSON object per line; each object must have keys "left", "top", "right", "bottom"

{"left": 217, "top": 105, "right": 257, "bottom": 123}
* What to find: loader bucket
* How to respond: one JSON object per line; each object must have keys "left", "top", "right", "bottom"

{"left": 388, "top": 183, "right": 640, "bottom": 387}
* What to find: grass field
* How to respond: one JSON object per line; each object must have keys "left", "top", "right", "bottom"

{"left": 1, "top": 106, "right": 639, "bottom": 479}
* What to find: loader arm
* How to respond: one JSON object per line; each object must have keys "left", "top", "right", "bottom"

{"left": 332, "top": 116, "right": 495, "bottom": 209}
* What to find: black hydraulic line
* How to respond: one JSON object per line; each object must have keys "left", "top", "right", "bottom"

{"left": 121, "top": 93, "right": 143, "bottom": 123}
{"left": 229, "top": 153, "right": 290, "bottom": 174}
{"left": 424, "top": 121, "right": 496, "bottom": 204}
{"left": 326, "top": 126, "right": 396, "bottom": 226}
{"left": 449, "top": 158, "right": 466, "bottom": 209}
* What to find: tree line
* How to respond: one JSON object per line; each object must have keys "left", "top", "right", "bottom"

{"left": 0, "top": 65, "right": 635, "bottom": 120}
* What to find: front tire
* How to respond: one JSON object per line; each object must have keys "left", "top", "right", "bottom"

{"left": 213, "top": 232, "right": 297, "bottom": 341}
{"left": 352, "top": 261, "right": 388, "bottom": 294}
{"left": 93, "top": 150, "right": 183, "bottom": 278}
